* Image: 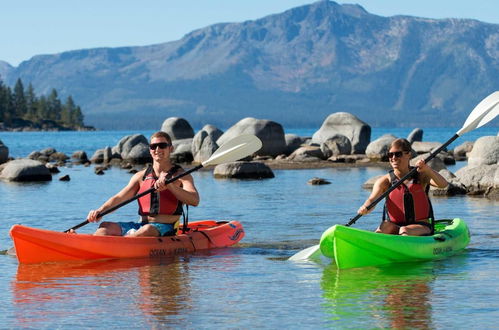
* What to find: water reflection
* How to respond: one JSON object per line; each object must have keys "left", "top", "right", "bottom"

{"left": 321, "top": 262, "right": 436, "bottom": 328}
{"left": 11, "top": 257, "right": 192, "bottom": 327}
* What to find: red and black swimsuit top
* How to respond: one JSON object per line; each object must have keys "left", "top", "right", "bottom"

{"left": 137, "top": 165, "right": 183, "bottom": 216}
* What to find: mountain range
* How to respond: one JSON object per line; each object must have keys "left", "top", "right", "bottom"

{"left": 1, "top": 0, "right": 498, "bottom": 130}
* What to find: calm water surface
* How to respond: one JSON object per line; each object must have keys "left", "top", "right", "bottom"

{"left": 0, "top": 129, "right": 498, "bottom": 328}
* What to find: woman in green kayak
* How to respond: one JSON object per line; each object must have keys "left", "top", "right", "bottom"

{"left": 357, "top": 138, "right": 448, "bottom": 236}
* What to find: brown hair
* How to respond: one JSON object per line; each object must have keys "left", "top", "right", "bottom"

{"left": 150, "top": 131, "right": 172, "bottom": 143}
{"left": 390, "top": 138, "right": 412, "bottom": 152}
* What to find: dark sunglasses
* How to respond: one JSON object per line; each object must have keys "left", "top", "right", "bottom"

{"left": 387, "top": 151, "right": 406, "bottom": 158}
{"left": 149, "top": 142, "right": 171, "bottom": 150}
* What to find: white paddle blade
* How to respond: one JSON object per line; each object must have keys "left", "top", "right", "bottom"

{"left": 288, "top": 244, "right": 321, "bottom": 261}
{"left": 457, "top": 91, "right": 499, "bottom": 136}
{"left": 202, "top": 134, "right": 262, "bottom": 166}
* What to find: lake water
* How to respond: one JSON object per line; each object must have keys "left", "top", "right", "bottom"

{"left": 0, "top": 128, "right": 498, "bottom": 328}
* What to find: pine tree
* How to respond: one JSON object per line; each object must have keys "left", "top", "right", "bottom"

{"left": 61, "top": 96, "right": 75, "bottom": 126}
{"left": 72, "top": 105, "right": 84, "bottom": 127}
{"left": 13, "top": 79, "right": 27, "bottom": 118}
{"left": 46, "top": 89, "right": 62, "bottom": 122}
{"left": 25, "top": 83, "right": 37, "bottom": 122}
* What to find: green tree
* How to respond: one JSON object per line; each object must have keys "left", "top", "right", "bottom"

{"left": 61, "top": 95, "right": 75, "bottom": 126}
{"left": 46, "top": 89, "right": 62, "bottom": 122}
{"left": 25, "top": 83, "right": 38, "bottom": 122}
{"left": 71, "top": 105, "right": 84, "bottom": 127}
{"left": 35, "top": 95, "right": 49, "bottom": 122}
{"left": 13, "top": 78, "right": 27, "bottom": 118}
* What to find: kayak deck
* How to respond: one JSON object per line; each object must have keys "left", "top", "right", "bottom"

{"left": 10, "top": 220, "right": 244, "bottom": 264}
{"left": 319, "top": 219, "right": 470, "bottom": 269}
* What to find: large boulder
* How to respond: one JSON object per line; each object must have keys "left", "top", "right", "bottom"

{"left": 365, "top": 134, "right": 397, "bottom": 161}
{"left": 411, "top": 141, "right": 445, "bottom": 154}
{"left": 0, "top": 139, "right": 8, "bottom": 164}
{"left": 407, "top": 128, "right": 423, "bottom": 143}
{"left": 453, "top": 141, "right": 474, "bottom": 161}
{"left": 320, "top": 134, "right": 352, "bottom": 158}
{"left": 284, "top": 134, "right": 307, "bottom": 155}
{"left": 312, "top": 112, "right": 371, "bottom": 154}
{"left": 171, "top": 138, "right": 194, "bottom": 164}
{"left": 468, "top": 136, "right": 499, "bottom": 166}
{"left": 216, "top": 117, "right": 286, "bottom": 157}
{"left": 288, "top": 146, "right": 325, "bottom": 162}
{"left": 191, "top": 125, "right": 223, "bottom": 159}
{"left": 410, "top": 153, "right": 447, "bottom": 172}
{"left": 113, "top": 134, "right": 151, "bottom": 164}
{"left": 160, "top": 117, "right": 195, "bottom": 140}
{"left": 213, "top": 161, "right": 274, "bottom": 179}
{"left": 0, "top": 159, "right": 52, "bottom": 181}
{"left": 455, "top": 164, "right": 498, "bottom": 196}
{"left": 193, "top": 135, "right": 218, "bottom": 164}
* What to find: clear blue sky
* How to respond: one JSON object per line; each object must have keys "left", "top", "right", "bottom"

{"left": 2, "top": 0, "right": 498, "bottom": 67}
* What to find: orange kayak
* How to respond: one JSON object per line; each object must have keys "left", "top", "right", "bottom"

{"left": 10, "top": 220, "right": 244, "bottom": 264}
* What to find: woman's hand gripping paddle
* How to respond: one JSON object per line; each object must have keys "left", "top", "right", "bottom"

{"left": 289, "top": 91, "right": 499, "bottom": 261}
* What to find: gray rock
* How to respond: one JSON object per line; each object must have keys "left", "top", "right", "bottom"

{"left": 0, "top": 159, "right": 52, "bottom": 181}
{"left": 455, "top": 164, "right": 498, "bottom": 196}
{"left": 308, "top": 177, "right": 331, "bottom": 185}
{"left": 160, "top": 117, "right": 195, "bottom": 140}
{"left": 200, "top": 124, "right": 223, "bottom": 141}
{"left": 194, "top": 135, "right": 218, "bottom": 164}
{"left": 216, "top": 117, "right": 286, "bottom": 157}
{"left": 284, "top": 134, "right": 307, "bottom": 155}
{"left": 287, "top": 146, "right": 325, "bottom": 162}
{"left": 365, "top": 134, "right": 397, "bottom": 161}
{"left": 410, "top": 153, "right": 447, "bottom": 172}
{"left": 191, "top": 125, "right": 222, "bottom": 158}
{"left": 411, "top": 141, "right": 446, "bottom": 154}
{"left": 453, "top": 141, "right": 474, "bottom": 161}
{"left": 312, "top": 112, "right": 371, "bottom": 154}
{"left": 213, "top": 161, "right": 274, "bottom": 179}
{"left": 114, "top": 134, "right": 151, "bottom": 164}
{"left": 71, "top": 150, "right": 89, "bottom": 164}
{"left": 171, "top": 139, "right": 194, "bottom": 163}
{"left": 40, "top": 147, "right": 56, "bottom": 156}
{"left": 320, "top": 134, "right": 352, "bottom": 158}
{"left": 90, "top": 149, "right": 105, "bottom": 164}
{"left": 468, "top": 136, "right": 499, "bottom": 166}
{"left": 0, "top": 139, "right": 8, "bottom": 164}
{"left": 407, "top": 128, "right": 423, "bottom": 143}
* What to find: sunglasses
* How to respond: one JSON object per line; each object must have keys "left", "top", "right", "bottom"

{"left": 387, "top": 151, "right": 406, "bottom": 158}
{"left": 149, "top": 142, "right": 171, "bottom": 150}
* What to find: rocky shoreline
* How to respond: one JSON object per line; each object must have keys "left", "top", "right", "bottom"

{"left": 1, "top": 113, "right": 498, "bottom": 198}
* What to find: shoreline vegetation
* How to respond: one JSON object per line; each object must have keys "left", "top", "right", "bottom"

{"left": 0, "top": 77, "right": 94, "bottom": 132}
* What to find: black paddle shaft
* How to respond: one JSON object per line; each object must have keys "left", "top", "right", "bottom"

{"left": 64, "top": 164, "right": 203, "bottom": 233}
{"left": 345, "top": 134, "right": 459, "bottom": 227}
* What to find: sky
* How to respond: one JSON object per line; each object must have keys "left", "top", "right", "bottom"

{"left": 2, "top": 0, "right": 498, "bottom": 67}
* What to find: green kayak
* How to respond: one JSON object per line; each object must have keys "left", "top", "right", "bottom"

{"left": 319, "top": 218, "right": 470, "bottom": 269}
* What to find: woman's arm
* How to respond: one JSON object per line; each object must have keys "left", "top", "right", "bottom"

{"left": 357, "top": 174, "right": 390, "bottom": 215}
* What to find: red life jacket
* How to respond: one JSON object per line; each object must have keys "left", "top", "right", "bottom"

{"left": 137, "top": 165, "right": 183, "bottom": 216}
{"left": 384, "top": 169, "right": 433, "bottom": 226}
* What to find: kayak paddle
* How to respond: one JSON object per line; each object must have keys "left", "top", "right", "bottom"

{"left": 64, "top": 134, "right": 262, "bottom": 233}
{"left": 289, "top": 91, "right": 499, "bottom": 261}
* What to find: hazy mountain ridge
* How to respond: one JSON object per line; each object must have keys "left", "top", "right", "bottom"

{"left": 1, "top": 1, "right": 498, "bottom": 129}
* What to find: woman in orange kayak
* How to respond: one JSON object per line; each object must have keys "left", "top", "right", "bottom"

{"left": 357, "top": 138, "right": 448, "bottom": 236}
{"left": 86, "top": 131, "right": 200, "bottom": 237}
